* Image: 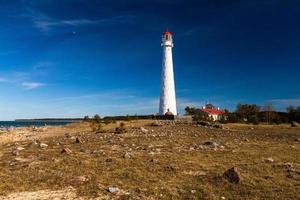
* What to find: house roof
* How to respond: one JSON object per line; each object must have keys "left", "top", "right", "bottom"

{"left": 200, "top": 108, "right": 225, "bottom": 115}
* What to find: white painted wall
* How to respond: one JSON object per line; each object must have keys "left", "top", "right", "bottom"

{"left": 159, "top": 34, "right": 177, "bottom": 115}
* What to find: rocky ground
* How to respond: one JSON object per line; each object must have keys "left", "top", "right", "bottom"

{"left": 0, "top": 120, "right": 299, "bottom": 199}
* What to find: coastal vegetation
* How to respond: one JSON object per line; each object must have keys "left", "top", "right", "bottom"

{"left": 186, "top": 103, "right": 300, "bottom": 125}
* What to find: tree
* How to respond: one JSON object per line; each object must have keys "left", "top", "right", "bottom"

{"left": 185, "top": 106, "right": 197, "bottom": 115}
{"left": 263, "top": 103, "right": 277, "bottom": 124}
{"left": 287, "top": 106, "right": 300, "bottom": 122}
{"left": 83, "top": 115, "right": 90, "bottom": 121}
{"left": 236, "top": 104, "right": 260, "bottom": 123}
{"left": 93, "top": 114, "right": 101, "bottom": 123}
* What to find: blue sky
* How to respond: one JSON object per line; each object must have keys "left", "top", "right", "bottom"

{"left": 0, "top": 0, "right": 299, "bottom": 120}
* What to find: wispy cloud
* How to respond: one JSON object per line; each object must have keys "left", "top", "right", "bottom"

{"left": 35, "top": 15, "right": 135, "bottom": 33}
{"left": 23, "top": 8, "right": 135, "bottom": 33}
{"left": 269, "top": 98, "right": 300, "bottom": 107}
{"left": 21, "top": 82, "right": 45, "bottom": 90}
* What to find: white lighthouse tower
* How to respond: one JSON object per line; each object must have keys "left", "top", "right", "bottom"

{"left": 159, "top": 31, "right": 177, "bottom": 115}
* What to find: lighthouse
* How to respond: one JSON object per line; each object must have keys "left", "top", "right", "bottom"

{"left": 159, "top": 31, "right": 177, "bottom": 116}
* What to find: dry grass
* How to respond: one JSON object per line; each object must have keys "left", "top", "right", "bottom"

{"left": 0, "top": 121, "right": 299, "bottom": 199}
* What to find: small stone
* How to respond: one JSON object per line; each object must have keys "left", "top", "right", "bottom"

{"left": 223, "top": 167, "right": 240, "bottom": 183}
{"left": 76, "top": 137, "right": 82, "bottom": 143}
{"left": 16, "top": 147, "right": 25, "bottom": 151}
{"left": 108, "top": 186, "right": 119, "bottom": 193}
{"left": 265, "top": 157, "right": 274, "bottom": 163}
{"left": 295, "top": 138, "right": 300, "bottom": 142}
{"left": 221, "top": 197, "right": 226, "bottom": 200}
{"left": 39, "top": 143, "right": 48, "bottom": 148}
{"left": 70, "top": 136, "right": 76, "bottom": 140}
{"left": 140, "top": 127, "right": 149, "bottom": 134}
{"left": 31, "top": 140, "right": 39, "bottom": 146}
{"left": 80, "top": 147, "right": 86, "bottom": 152}
{"left": 61, "top": 148, "right": 72, "bottom": 154}
{"left": 123, "top": 152, "right": 131, "bottom": 159}
{"left": 284, "top": 162, "right": 293, "bottom": 168}
{"left": 191, "top": 190, "right": 196, "bottom": 194}
{"left": 203, "top": 141, "right": 218, "bottom": 148}
{"left": 105, "top": 158, "right": 113, "bottom": 162}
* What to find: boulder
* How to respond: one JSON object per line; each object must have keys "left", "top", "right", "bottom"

{"left": 223, "top": 167, "right": 240, "bottom": 183}
{"left": 203, "top": 141, "right": 218, "bottom": 148}
{"left": 291, "top": 121, "right": 300, "bottom": 127}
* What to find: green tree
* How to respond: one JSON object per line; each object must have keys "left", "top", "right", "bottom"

{"left": 236, "top": 104, "right": 260, "bottom": 123}
{"left": 93, "top": 114, "right": 101, "bottom": 123}
{"left": 83, "top": 115, "right": 90, "bottom": 121}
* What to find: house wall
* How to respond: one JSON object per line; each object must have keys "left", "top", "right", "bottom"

{"left": 208, "top": 114, "right": 221, "bottom": 121}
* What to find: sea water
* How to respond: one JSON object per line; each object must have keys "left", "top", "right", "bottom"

{"left": 0, "top": 121, "right": 72, "bottom": 128}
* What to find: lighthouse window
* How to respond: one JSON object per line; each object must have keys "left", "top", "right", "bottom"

{"left": 166, "top": 35, "right": 169, "bottom": 40}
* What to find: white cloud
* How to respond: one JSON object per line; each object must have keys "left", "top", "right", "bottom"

{"left": 269, "top": 98, "right": 300, "bottom": 107}
{"left": 21, "top": 82, "right": 45, "bottom": 90}
{"left": 25, "top": 6, "right": 135, "bottom": 33}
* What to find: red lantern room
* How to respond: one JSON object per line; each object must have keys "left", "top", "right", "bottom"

{"left": 164, "top": 31, "right": 171, "bottom": 36}
{"left": 162, "top": 30, "right": 172, "bottom": 42}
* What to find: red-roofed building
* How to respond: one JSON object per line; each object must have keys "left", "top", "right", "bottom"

{"left": 199, "top": 104, "right": 225, "bottom": 121}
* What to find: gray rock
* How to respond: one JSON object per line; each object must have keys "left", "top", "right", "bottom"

{"left": 223, "top": 167, "right": 240, "bottom": 183}
{"left": 203, "top": 141, "right": 218, "bottom": 148}
{"left": 108, "top": 186, "right": 119, "bottom": 193}
{"left": 16, "top": 147, "right": 25, "bottom": 151}
{"left": 140, "top": 127, "right": 149, "bottom": 134}
{"left": 39, "top": 143, "right": 48, "bottom": 148}
{"left": 291, "top": 121, "right": 300, "bottom": 127}
{"left": 76, "top": 137, "right": 82, "bottom": 143}
{"left": 80, "top": 147, "right": 86, "bottom": 153}
{"left": 123, "top": 152, "right": 131, "bottom": 159}
{"left": 265, "top": 157, "right": 274, "bottom": 163}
